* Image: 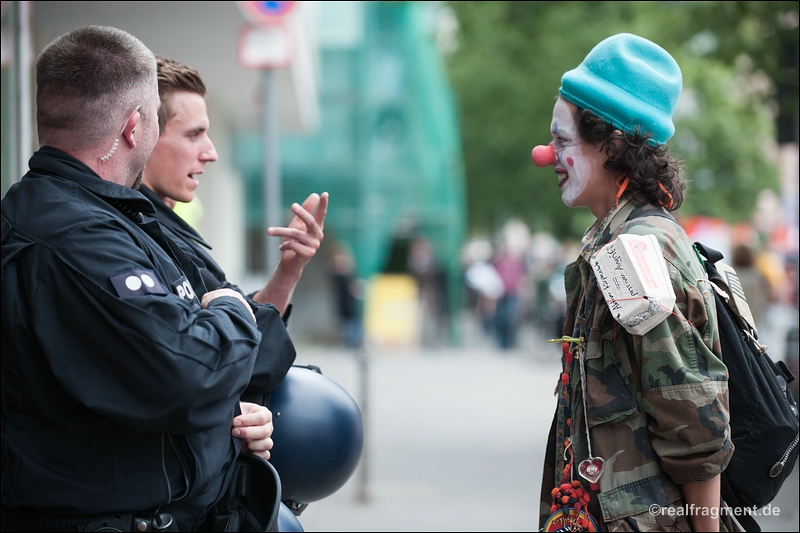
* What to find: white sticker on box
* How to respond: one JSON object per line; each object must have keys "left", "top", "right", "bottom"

{"left": 590, "top": 234, "right": 675, "bottom": 335}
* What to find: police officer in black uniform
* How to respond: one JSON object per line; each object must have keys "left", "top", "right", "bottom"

{"left": 137, "top": 54, "right": 328, "bottom": 404}
{"left": 1, "top": 26, "right": 294, "bottom": 532}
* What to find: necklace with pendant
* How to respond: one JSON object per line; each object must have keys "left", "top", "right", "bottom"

{"left": 576, "top": 342, "right": 605, "bottom": 490}
{"left": 542, "top": 337, "right": 600, "bottom": 532}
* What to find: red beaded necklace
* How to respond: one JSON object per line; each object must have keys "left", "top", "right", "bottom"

{"left": 541, "top": 338, "right": 599, "bottom": 532}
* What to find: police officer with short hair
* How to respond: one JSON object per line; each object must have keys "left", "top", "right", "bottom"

{"left": 1, "top": 26, "right": 294, "bottom": 532}
{"left": 137, "top": 54, "right": 326, "bottom": 406}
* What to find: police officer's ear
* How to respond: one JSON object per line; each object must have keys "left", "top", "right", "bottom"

{"left": 121, "top": 106, "right": 142, "bottom": 150}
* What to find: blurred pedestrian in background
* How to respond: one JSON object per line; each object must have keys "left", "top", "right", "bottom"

{"left": 752, "top": 248, "right": 794, "bottom": 357}
{"left": 408, "top": 237, "right": 448, "bottom": 346}
{"left": 330, "top": 242, "right": 363, "bottom": 349}
{"left": 490, "top": 220, "right": 531, "bottom": 350}
{"left": 464, "top": 254, "right": 504, "bottom": 340}
{"left": 491, "top": 243, "right": 527, "bottom": 350}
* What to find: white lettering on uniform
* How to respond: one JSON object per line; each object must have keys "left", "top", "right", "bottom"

{"left": 183, "top": 280, "right": 196, "bottom": 300}
{"left": 176, "top": 285, "right": 186, "bottom": 299}
{"left": 141, "top": 274, "right": 155, "bottom": 288}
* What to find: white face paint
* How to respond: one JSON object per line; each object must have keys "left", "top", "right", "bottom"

{"left": 550, "top": 98, "right": 604, "bottom": 207}
{"left": 550, "top": 98, "right": 594, "bottom": 207}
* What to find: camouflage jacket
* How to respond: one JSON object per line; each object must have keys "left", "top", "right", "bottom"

{"left": 539, "top": 197, "right": 735, "bottom": 531}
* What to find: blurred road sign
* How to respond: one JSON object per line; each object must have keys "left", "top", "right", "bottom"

{"left": 1, "top": 27, "right": 10, "bottom": 68}
{"left": 236, "top": 1, "right": 296, "bottom": 26}
{"left": 238, "top": 23, "right": 293, "bottom": 69}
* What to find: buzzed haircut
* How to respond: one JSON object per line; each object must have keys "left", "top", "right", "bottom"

{"left": 156, "top": 55, "right": 207, "bottom": 133}
{"left": 36, "top": 25, "right": 157, "bottom": 149}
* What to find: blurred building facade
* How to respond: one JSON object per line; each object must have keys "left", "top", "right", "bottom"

{"left": 236, "top": 1, "right": 467, "bottom": 345}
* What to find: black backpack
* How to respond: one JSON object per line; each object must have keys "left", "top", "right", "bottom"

{"left": 694, "top": 242, "right": 799, "bottom": 532}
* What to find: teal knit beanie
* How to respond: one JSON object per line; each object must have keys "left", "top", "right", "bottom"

{"left": 559, "top": 33, "right": 682, "bottom": 145}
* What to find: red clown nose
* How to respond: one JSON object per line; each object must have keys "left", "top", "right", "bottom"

{"left": 531, "top": 144, "right": 556, "bottom": 167}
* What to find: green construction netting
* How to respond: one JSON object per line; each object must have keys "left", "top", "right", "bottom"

{"left": 234, "top": 2, "right": 466, "bottom": 339}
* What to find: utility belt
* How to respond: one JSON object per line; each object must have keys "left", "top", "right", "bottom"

{"left": 0, "top": 509, "right": 179, "bottom": 532}
{"left": 2, "top": 455, "right": 278, "bottom": 533}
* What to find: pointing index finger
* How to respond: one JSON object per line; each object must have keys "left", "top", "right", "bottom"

{"left": 314, "top": 192, "right": 329, "bottom": 227}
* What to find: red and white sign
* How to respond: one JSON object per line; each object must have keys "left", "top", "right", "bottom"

{"left": 236, "top": 1, "right": 296, "bottom": 69}
{"left": 236, "top": 1, "right": 296, "bottom": 26}
{"left": 238, "top": 23, "right": 294, "bottom": 69}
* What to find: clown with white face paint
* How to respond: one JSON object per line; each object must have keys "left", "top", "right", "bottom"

{"left": 549, "top": 98, "right": 618, "bottom": 216}
{"left": 531, "top": 34, "right": 736, "bottom": 533}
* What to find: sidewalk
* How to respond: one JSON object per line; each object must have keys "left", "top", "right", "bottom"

{"left": 287, "top": 323, "right": 799, "bottom": 532}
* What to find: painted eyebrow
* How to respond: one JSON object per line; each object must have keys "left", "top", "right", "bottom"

{"left": 551, "top": 123, "right": 570, "bottom": 138}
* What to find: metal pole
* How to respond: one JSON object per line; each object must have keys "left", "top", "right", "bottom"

{"left": 12, "top": 0, "right": 33, "bottom": 184}
{"left": 355, "top": 341, "right": 370, "bottom": 503}
{"left": 262, "top": 68, "right": 282, "bottom": 274}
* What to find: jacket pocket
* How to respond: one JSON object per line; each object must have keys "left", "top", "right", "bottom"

{"left": 584, "top": 327, "right": 639, "bottom": 427}
{"left": 599, "top": 473, "right": 690, "bottom": 531}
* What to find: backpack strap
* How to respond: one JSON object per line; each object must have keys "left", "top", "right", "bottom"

{"left": 693, "top": 242, "right": 763, "bottom": 342}
{"left": 720, "top": 467, "right": 762, "bottom": 532}
{"left": 692, "top": 241, "right": 724, "bottom": 266}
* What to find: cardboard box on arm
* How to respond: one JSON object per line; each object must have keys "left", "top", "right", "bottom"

{"left": 590, "top": 234, "right": 675, "bottom": 336}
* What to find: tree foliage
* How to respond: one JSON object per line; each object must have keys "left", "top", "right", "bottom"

{"left": 444, "top": 1, "right": 797, "bottom": 240}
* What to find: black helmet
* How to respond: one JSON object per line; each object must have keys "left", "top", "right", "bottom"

{"left": 277, "top": 502, "right": 304, "bottom": 532}
{"left": 268, "top": 365, "right": 364, "bottom": 506}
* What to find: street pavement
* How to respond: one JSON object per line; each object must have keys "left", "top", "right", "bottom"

{"left": 286, "top": 322, "right": 800, "bottom": 532}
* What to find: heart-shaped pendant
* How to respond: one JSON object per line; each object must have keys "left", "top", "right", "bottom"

{"left": 578, "top": 456, "right": 605, "bottom": 484}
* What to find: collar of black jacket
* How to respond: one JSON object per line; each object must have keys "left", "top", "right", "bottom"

{"left": 28, "top": 146, "right": 156, "bottom": 216}
{"left": 139, "top": 184, "right": 212, "bottom": 249}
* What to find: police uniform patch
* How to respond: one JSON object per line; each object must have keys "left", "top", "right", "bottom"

{"left": 111, "top": 269, "right": 168, "bottom": 298}
{"left": 172, "top": 275, "right": 199, "bottom": 304}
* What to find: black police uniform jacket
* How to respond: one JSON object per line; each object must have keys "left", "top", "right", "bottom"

{"left": 139, "top": 184, "right": 296, "bottom": 403}
{"left": 0, "top": 147, "right": 288, "bottom": 530}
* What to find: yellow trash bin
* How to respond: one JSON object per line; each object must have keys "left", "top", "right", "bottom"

{"left": 364, "top": 274, "right": 420, "bottom": 349}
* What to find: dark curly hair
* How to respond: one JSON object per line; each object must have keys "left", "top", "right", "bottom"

{"left": 575, "top": 107, "right": 685, "bottom": 211}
